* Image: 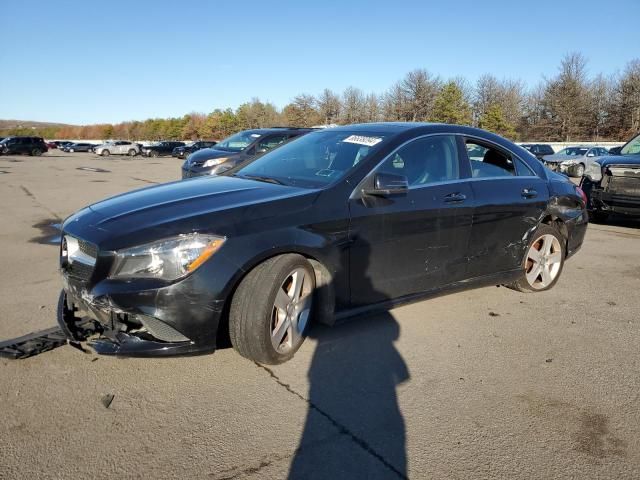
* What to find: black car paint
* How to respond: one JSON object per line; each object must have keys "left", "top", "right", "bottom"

{"left": 181, "top": 128, "right": 313, "bottom": 178}
{"left": 172, "top": 141, "right": 217, "bottom": 159}
{"left": 0, "top": 136, "right": 48, "bottom": 155}
{"left": 521, "top": 143, "right": 555, "bottom": 161}
{"left": 142, "top": 141, "right": 186, "bottom": 157}
{"left": 59, "top": 123, "right": 588, "bottom": 356}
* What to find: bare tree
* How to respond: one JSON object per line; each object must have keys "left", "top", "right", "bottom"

{"left": 317, "top": 89, "right": 341, "bottom": 125}
{"left": 400, "top": 69, "right": 441, "bottom": 121}
{"left": 341, "top": 86, "right": 367, "bottom": 124}
{"left": 543, "top": 52, "right": 590, "bottom": 141}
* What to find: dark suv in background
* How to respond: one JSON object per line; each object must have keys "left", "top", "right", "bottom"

{"left": 521, "top": 144, "right": 555, "bottom": 161}
{"left": 141, "top": 141, "right": 186, "bottom": 157}
{"left": 181, "top": 127, "right": 314, "bottom": 178}
{"left": 173, "top": 141, "right": 218, "bottom": 159}
{"left": 0, "top": 136, "right": 48, "bottom": 156}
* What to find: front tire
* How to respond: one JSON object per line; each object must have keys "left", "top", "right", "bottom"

{"left": 31, "top": 148, "right": 42, "bottom": 156}
{"left": 128, "top": 149, "right": 136, "bottom": 157}
{"left": 101, "top": 149, "right": 110, "bottom": 157}
{"left": 507, "top": 224, "right": 565, "bottom": 292}
{"left": 573, "top": 163, "right": 585, "bottom": 177}
{"left": 69, "top": 148, "right": 75, "bottom": 153}
{"left": 229, "top": 254, "right": 315, "bottom": 364}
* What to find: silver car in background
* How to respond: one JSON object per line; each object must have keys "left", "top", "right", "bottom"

{"left": 541, "top": 146, "right": 609, "bottom": 177}
{"left": 94, "top": 141, "right": 140, "bottom": 157}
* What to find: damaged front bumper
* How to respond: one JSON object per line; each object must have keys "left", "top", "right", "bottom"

{"left": 59, "top": 272, "right": 224, "bottom": 357}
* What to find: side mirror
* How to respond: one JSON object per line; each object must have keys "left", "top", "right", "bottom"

{"left": 363, "top": 172, "right": 409, "bottom": 196}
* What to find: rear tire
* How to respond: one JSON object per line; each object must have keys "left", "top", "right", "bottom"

{"left": 101, "top": 149, "right": 110, "bottom": 157}
{"left": 151, "top": 150, "right": 159, "bottom": 157}
{"left": 507, "top": 224, "right": 565, "bottom": 293}
{"left": 128, "top": 149, "right": 136, "bottom": 157}
{"left": 31, "top": 148, "right": 42, "bottom": 156}
{"left": 229, "top": 254, "right": 315, "bottom": 364}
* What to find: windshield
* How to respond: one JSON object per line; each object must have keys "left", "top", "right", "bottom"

{"left": 621, "top": 134, "right": 640, "bottom": 155}
{"left": 0, "top": 138, "right": 9, "bottom": 144}
{"left": 233, "top": 130, "right": 389, "bottom": 188}
{"left": 214, "top": 131, "right": 262, "bottom": 152}
{"left": 558, "top": 147, "right": 588, "bottom": 156}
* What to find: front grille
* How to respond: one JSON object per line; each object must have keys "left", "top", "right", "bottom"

{"left": 67, "top": 261, "right": 94, "bottom": 281}
{"left": 607, "top": 176, "right": 640, "bottom": 196}
{"left": 78, "top": 238, "right": 98, "bottom": 258}
{"left": 61, "top": 234, "right": 98, "bottom": 282}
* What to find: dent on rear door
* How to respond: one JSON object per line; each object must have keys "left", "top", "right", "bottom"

{"left": 466, "top": 177, "right": 549, "bottom": 278}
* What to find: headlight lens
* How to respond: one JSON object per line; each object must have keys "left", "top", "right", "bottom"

{"left": 110, "top": 233, "right": 225, "bottom": 280}
{"left": 585, "top": 162, "right": 602, "bottom": 182}
{"left": 203, "top": 157, "right": 228, "bottom": 168}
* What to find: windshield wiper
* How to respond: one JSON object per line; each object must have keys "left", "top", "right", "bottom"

{"left": 240, "top": 174, "right": 285, "bottom": 185}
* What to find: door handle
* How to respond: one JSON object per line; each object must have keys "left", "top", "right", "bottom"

{"left": 521, "top": 188, "right": 537, "bottom": 199}
{"left": 444, "top": 192, "right": 467, "bottom": 203}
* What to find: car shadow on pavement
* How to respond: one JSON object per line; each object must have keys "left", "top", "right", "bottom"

{"left": 289, "top": 241, "right": 410, "bottom": 480}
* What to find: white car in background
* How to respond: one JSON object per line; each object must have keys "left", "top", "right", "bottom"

{"left": 94, "top": 141, "right": 140, "bottom": 157}
{"left": 541, "top": 146, "right": 609, "bottom": 177}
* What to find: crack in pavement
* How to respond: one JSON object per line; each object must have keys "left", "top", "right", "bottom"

{"left": 254, "top": 362, "right": 408, "bottom": 480}
{"left": 130, "top": 176, "right": 159, "bottom": 184}
{"left": 19, "top": 185, "right": 62, "bottom": 220}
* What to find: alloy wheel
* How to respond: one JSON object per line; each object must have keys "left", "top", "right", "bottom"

{"left": 525, "top": 234, "right": 562, "bottom": 289}
{"left": 271, "top": 268, "right": 313, "bottom": 353}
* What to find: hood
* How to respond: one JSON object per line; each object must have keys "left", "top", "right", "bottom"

{"left": 187, "top": 147, "right": 241, "bottom": 164}
{"left": 62, "top": 175, "right": 316, "bottom": 250}
{"left": 596, "top": 154, "right": 640, "bottom": 167}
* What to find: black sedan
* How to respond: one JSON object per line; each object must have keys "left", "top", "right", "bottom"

{"left": 62, "top": 143, "right": 96, "bottom": 153}
{"left": 57, "top": 123, "right": 587, "bottom": 364}
{"left": 172, "top": 141, "right": 217, "bottom": 159}
{"left": 141, "top": 141, "right": 186, "bottom": 157}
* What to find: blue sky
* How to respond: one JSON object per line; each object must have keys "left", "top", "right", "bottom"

{"left": 1, "top": 0, "right": 638, "bottom": 125}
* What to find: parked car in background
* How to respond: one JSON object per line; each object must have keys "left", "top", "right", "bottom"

{"left": 172, "top": 141, "right": 217, "bottom": 159}
{"left": 46, "top": 141, "right": 58, "bottom": 149}
{"left": 62, "top": 142, "right": 96, "bottom": 153}
{"left": 141, "top": 141, "right": 186, "bottom": 157}
{"left": 53, "top": 141, "right": 73, "bottom": 149}
{"left": 521, "top": 144, "right": 555, "bottom": 161}
{"left": 581, "top": 132, "right": 640, "bottom": 222}
{"left": 0, "top": 136, "right": 48, "bottom": 156}
{"left": 94, "top": 141, "right": 140, "bottom": 157}
{"left": 182, "top": 127, "right": 314, "bottom": 178}
{"left": 58, "top": 123, "right": 587, "bottom": 363}
{"left": 542, "top": 146, "right": 609, "bottom": 177}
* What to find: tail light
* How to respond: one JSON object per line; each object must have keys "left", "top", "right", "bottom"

{"left": 575, "top": 186, "right": 588, "bottom": 206}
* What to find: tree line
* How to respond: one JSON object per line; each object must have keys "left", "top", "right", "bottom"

{"left": 3, "top": 53, "right": 639, "bottom": 142}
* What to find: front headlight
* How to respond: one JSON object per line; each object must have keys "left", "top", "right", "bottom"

{"left": 110, "top": 233, "right": 225, "bottom": 281}
{"left": 203, "top": 157, "right": 228, "bottom": 168}
{"left": 584, "top": 162, "right": 602, "bottom": 182}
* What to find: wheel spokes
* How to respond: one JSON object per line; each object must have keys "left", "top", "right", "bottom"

{"left": 526, "top": 263, "right": 542, "bottom": 285}
{"left": 272, "top": 316, "right": 291, "bottom": 347}
{"left": 274, "top": 288, "right": 290, "bottom": 312}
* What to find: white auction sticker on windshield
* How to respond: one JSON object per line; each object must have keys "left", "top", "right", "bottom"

{"left": 250, "top": 134, "right": 261, "bottom": 138}
{"left": 343, "top": 135, "right": 382, "bottom": 147}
